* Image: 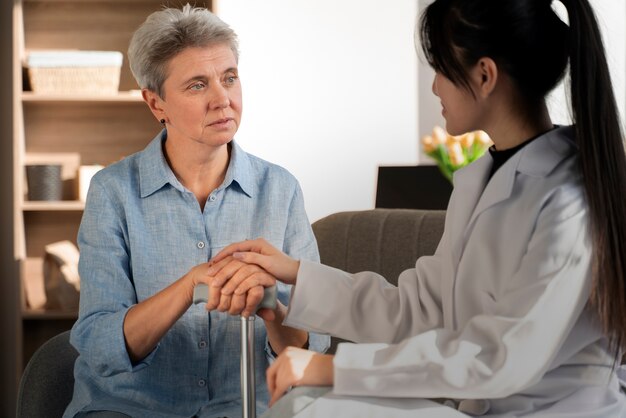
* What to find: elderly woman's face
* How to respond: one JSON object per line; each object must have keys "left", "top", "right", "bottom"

{"left": 159, "top": 44, "right": 242, "bottom": 147}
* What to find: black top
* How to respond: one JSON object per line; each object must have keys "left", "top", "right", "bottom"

{"left": 488, "top": 127, "right": 556, "bottom": 179}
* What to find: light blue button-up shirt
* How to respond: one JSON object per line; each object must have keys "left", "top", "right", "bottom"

{"left": 65, "top": 130, "right": 328, "bottom": 418}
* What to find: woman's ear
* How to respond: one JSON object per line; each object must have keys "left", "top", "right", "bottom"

{"left": 142, "top": 88, "right": 166, "bottom": 122}
{"left": 473, "top": 57, "right": 498, "bottom": 99}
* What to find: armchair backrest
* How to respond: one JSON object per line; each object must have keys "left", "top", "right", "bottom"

{"left": 17, "top": 330, "right": 77, "bottom": 418}
{"left": 311, "top": 209, "right": 446, "bottom": 352}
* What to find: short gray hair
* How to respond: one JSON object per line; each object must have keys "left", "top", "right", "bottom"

{"left": 128, "top": 4, "right": 239, "bottom": 98}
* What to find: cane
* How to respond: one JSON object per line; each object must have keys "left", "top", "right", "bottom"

{"left": 193, "top": 283, "right": 278, "bottom": 418}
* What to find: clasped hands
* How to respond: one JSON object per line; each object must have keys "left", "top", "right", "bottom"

{"left": 189, "top": 238, "right": 334, "bottom": 406}
{"left": 191, "top": 238, "right": 299, "bottom": 320}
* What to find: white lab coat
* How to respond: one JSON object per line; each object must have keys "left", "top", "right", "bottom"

{"left": 284, "top": 126, "right": 626, "bottom": 417}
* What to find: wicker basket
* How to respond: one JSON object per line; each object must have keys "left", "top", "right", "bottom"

{"left": 26, "top": 50, "right": 123, "bottom": 95}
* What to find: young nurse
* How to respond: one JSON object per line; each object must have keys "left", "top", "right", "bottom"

{"left": 209, "top": 0, "right": 626, "bottom": 415}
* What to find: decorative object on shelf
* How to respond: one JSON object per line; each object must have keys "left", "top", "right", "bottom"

{"left": 23, "top": 258, "right": 46, "bottom": 310}
{"left": 421, "top": 126, "right": 492, "bottom": 182}
{"left": 26, "top": 164, "right": 63, "bottom": 201}
{"left": 43, "top": 240, "right": 80, "bottom": 311}
{"left": 78, "top": 164, "right": 104, "bottom": 202}
{"left": 26, "top": 50, "right": 123, "bottom": 94}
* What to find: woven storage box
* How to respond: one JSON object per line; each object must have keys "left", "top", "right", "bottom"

{"left": 26, "top": 164, "right": 62, "bottom": 201}
{"left": 26, "top": 50, "right": 123, "bottom": 94}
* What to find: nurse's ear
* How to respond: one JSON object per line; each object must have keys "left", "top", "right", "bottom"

{"left": 470, "top": 57, "right": 498, "bottom": 99}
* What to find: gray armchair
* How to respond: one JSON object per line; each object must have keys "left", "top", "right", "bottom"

{"left": 16, "top": 330, "right": 77, "bottom": 418}
{"left": 16, "top": 209, "right": 446, "bottom": 417}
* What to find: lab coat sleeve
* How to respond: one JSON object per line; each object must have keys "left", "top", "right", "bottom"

{"left": 289, "top": 184, "right": 593, "bottom": 400}
{"left": 334, "top": 186, "right": 591, "bottom": 399}
{"left": 284, "top": 229, "right": 447, "bottom": 344}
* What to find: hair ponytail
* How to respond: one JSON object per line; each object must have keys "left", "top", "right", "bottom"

{"left": 562, "top": 0, "right": 626, "bottom": 354}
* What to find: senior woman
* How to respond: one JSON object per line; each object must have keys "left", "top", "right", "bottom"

{"left": 63, "top": 5, "right": 328, "bottom": 418}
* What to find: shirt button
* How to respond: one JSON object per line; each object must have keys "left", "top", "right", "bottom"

{"left": 209, "top": 195, "right": 216, "bottom": 202}
{"left": 197, "top": 241, "right": 205, "bottom": 249}
{"left": 198, "top": 379, "right": 206, "bottom": 387}
{"left": 198, "top": 340, "right": 207, "bottom": 349}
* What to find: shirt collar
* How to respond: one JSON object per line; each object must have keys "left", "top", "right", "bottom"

{"left": 138, "top": 130, "right": 176, "bottom": 198}
{"left": 138, "top": 130, "right": 255, "bottom": 198}
{"left": 222, "top": 140, "right": 254, "bottom": 198}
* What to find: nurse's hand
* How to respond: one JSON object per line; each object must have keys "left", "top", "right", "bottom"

{"left": 266, "top": 347, "right": 334, "bottom": 407}
{"left": 210, "top": 238, "right": 300, "bottom": 286}
{"left": 205, "top": 255, "right": 277, "bottom": 319}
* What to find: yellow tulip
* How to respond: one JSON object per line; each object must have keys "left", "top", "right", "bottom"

{"left": 460, "top": 132, "right": 475, "bottom": 148}
{"left": 432, "top": 125, "right": 447, "bottom": 145}
{"left": 475, "top": 130, "right": 492, "bottom": 146}
{"left": 448, "top": 141, "right": 465, "bottom": 166}
{"left": 421, "top": 135, "right": 436, "bottom": 153}
{"left": 446, "top": 133, "right": 462, "bottom": 146}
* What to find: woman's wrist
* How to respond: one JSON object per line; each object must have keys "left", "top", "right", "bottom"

{"left": 264, "top": 301, "right": 308, "bottom": 354}
{"left": 266, "top": 300, "right": 287, "bottom": 324}
{"left": 182, "top": 268, "right": 203, "bottom": 307}
{"left": 317, "top": 354, "right": 335, "bottom": 386}
{"left": 287, "top": 259, "right": 300, "bottom": 284}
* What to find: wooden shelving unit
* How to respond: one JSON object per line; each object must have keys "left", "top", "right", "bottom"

{"left": 22, "top": 90, "right": 144, "bottom": 102}
{"left": 22, "top": 201, "right": 85, "bottom": 211}
{"left": 22, "top": 308, "right": 79, "bottom": 320}
{"left": 11, "top": 0, "right": 197, "bottom": 371}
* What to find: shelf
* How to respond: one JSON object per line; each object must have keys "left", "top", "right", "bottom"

{"left": 25, "top": 0, "right": 165, "bottom": 3}
{"left": 22, "top": 308, "right": 78, "bottom": 320}
{"left": 22, "top": 90, "right": 144, "bottom": 103}
{"left": 22, "top": 200, "right": 85, "bottom": 211}
{"left": 13, "top": 0, "right": 175, "bottom": 378}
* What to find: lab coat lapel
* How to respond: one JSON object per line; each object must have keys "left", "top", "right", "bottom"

{"left": 441, "top": 126, "right": 576, "bottom": 329}
{"left": 439, "top": 155, "right": 493, "bottom": 327}
{"left": 448, "top": 155, "right": 492, "bottom": 267}
{"left": 462, "top": 126, "right": 574, "bottom": 231}
{"left": 465, "top": 155, "right": 517, "bottom": 233}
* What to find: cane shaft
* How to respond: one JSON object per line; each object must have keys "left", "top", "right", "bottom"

{"left": 192, "top": 283, "right": 277, "bottom": 418}
{"left": 241, "top": 316, "right": 256, "bottom": 418}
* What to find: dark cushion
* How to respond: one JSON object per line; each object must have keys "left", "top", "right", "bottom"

{"left": 17, "top": 330, "right": 77, "bottom": 418}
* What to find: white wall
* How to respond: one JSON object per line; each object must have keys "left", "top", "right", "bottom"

{"left": 217, "top": 0, "right": 419, "bottom": 222}
{"left": 416, "top": 0, "right": 442, "bottom": 163}
{"left": 592, "top": 0, "right": 626, "bottom": 126}
{"left": 547, "top": 0, "right": 626, "bottom": 128}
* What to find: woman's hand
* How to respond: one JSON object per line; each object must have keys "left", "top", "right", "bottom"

{"left": 184, "top": 262, "right": 218, "bottom": 306}
{"left": 203, "top": 257, "right": 309, "bottom": 353}
{"left": 266, "top": 347, "right": 334, "bottom": 407}
{"left": 209, "top": 238, "right": 300, "bottom": 286}
{"left": 204, "top": 255, "right": 277, "bottom": 319}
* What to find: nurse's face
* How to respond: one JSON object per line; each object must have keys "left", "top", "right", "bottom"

{"left": 432, "top": 71, "right": 480, "bottom": 136}
{"left": 151, "top": 43, "right": 243, "bottom": 148}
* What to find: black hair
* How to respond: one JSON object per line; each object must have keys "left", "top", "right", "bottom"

{"left": 420, "top": 0, "right": 569, "bottom": 101}
{"left": 420, "top": 0, "right": 626, "bottom": 356}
